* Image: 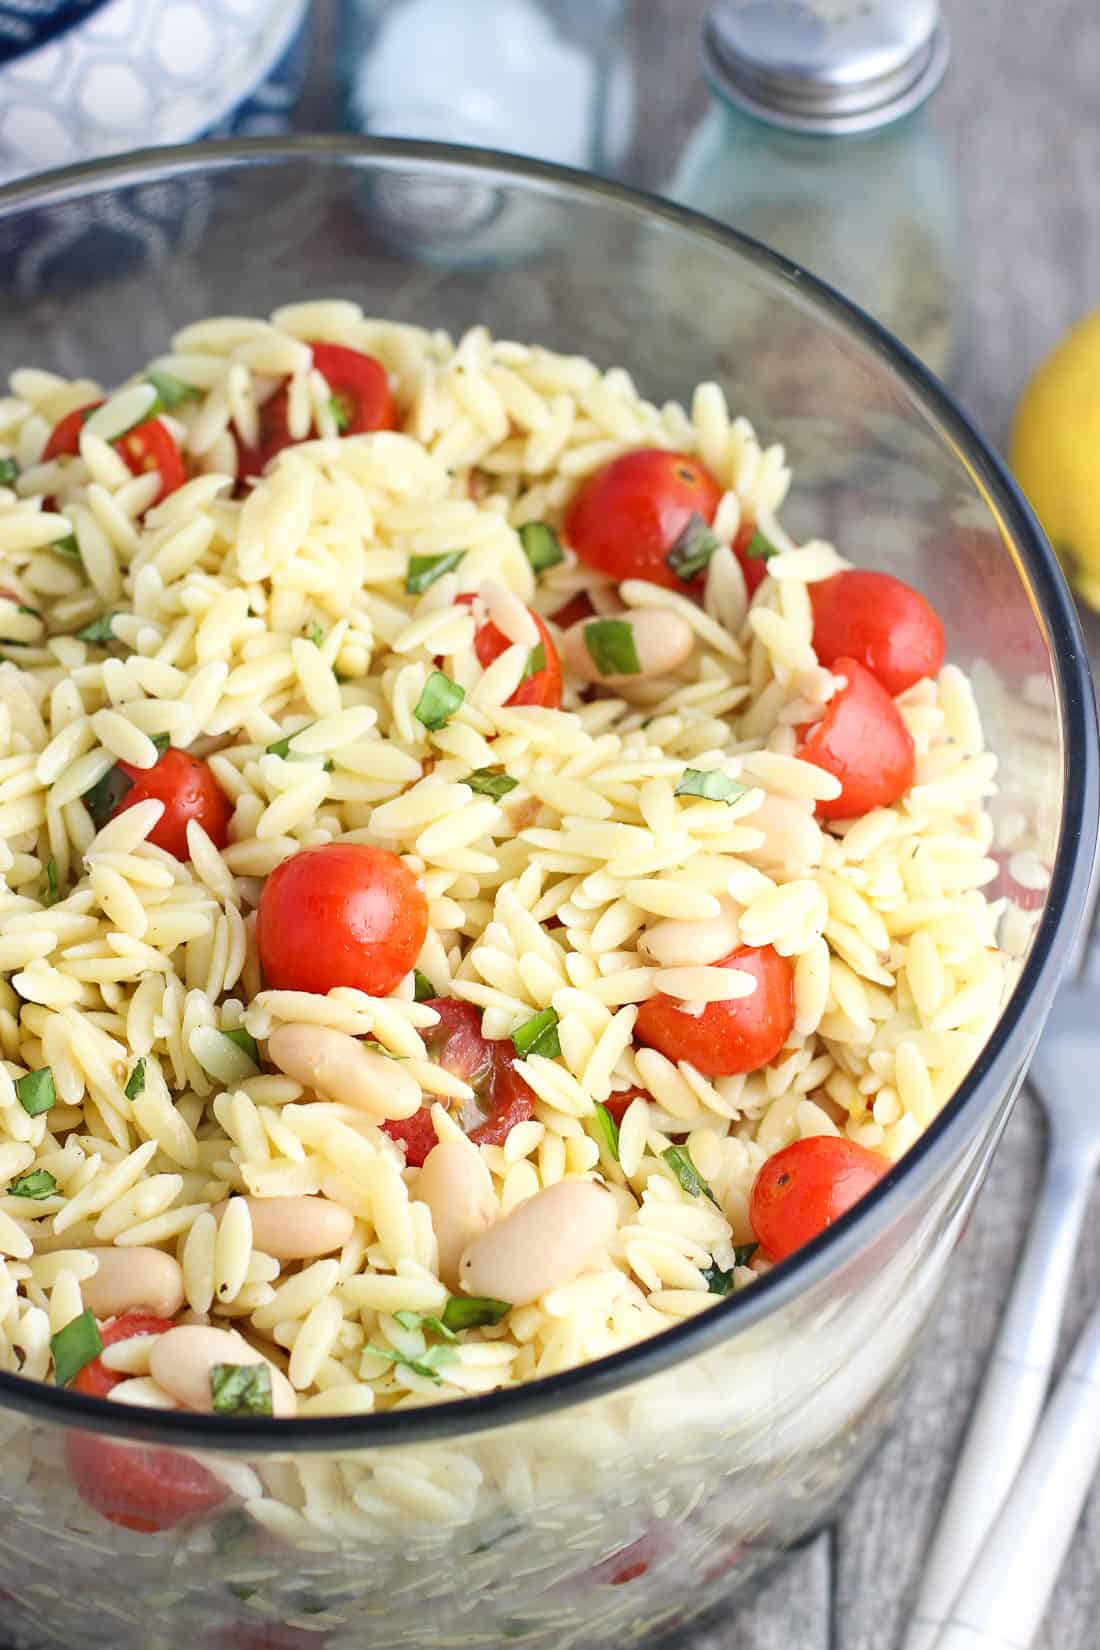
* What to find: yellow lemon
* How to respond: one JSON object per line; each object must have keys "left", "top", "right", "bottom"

{"left": 1010, "top": 304, "right": 1100, "bottom": 610}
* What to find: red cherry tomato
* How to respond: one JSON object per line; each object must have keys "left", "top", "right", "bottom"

{"left": 564, "top": 449, "right": 723, "bottom": 592}
{"left": 65, "top": 1313, "right": 227, "bottom": 1533}
{"left": 603, "top": 1087, "right": 650, "bottom": 1125}
{"left": 382, "top": 999, "right": 535, "bottom": 1164}
{"left": 798, "top": 656, "right": 916, "bottom": 820}
{"left": 241, "top": 343, "right": 395, "bottom": 475}
{"left": 112, "top": 747, "right": 232, "bottom": 861}
{"left": 810, "top": 570, "right": 946, "bottom": 696}
{"left": 257, "top": 842, "right": 428, "bottom": 999}
{"left": 551, "top": 591, "right": 596, "bottom": 630}
{"left": 43, "top": 400, "right": 185, "bottom": 505}
{"left": 457, "top": 593, "right": 562, "bottom": 709}
{"left": 634, "top": 946, "right": 794, "bottom": 1077}
{"left": 749, "top": 1135, "right": 889, "bottom": 1262}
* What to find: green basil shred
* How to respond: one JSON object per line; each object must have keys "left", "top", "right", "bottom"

{"left": 9, "top": 1169, "right": 58, "bottom": 1200}
{"left": 0, "top": 457, "right": 18, "bottom": 486}
{"left": 466, "top": 767, "right": 518, "bottom": 799}
{"left": 222, "top": 1028, "right": 260, "bottom": 1067}
{"left": 702, "top": 1261, "right": 734, "bottom": 1296}
{"left": 518, "top": 521, "right": 564, "bottom": 574}
{"left": 414, "top": 671, "right": 465, "bottom": 731}
{"left": 665, "top": 513, "right": 720, "bottom": 581}
{"left": 44, "top": 856, "right": 62, "bottom": 906}
{"left": 583, "top": 618, "right": 641, "bottom": 677}
{"left": 309, "top": 622, "right": 324, "bottom": 647}
{"left": 674, "top": 769, "right": 749, "bottom": 805}
{"left": 662, "top": 1144, "right": 721, "bottom": 1207}
{"left": 210, "top": 1362, "right": 273, "bottom": 1416}
{"left": 512, "top": 1007, "right": 561, "bottom": 1060}
{"left": 405, "top": 550, "right": 465, "bottom": 594}
{"left": 330, "top": 396, "right": 350, "bottom": 434}
{"left": 441, "top": 1296, "right": 510, "bottom": 1332}
{"left": 75, "top": 613, "right": 117, "bottom": 645}
{"left": 745, "top": 529, "right": 778, "bottom": 561}
{"left": 522, "top": 641, "right": 547, "bottom": 680}
{"left": 82, "top": 765, "right": 134, "bottom": 829}
{"left": 413, "top": 969, "right": 437, "bottom": 1003}
{"left": 52, "top": 535, "right": 81, "bottom": 560}
{"left": 52, "top": 1310, "right": 103, "bottom": 1386}
{"left": 145, "top": 369, "right": 201, "bottom": 411}
{"left": 591, "top": 1101, "right": 621, "bottom": 1162}
{"left": 368, "top": 1343, "right": 458, "bottom": 1384}
{"left": 15, "top": 1067, "right": 55, "bottom": 1118}
{"left": 124, "top": 1057, "right": 146, "bottom": 1100}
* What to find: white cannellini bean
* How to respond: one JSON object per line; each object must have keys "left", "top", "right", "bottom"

{"left": 638, "top": 894, "right": 742, "bottom": 968}
{"left": 213, "top": 1196, "right": 354, "bottom": 1261}
{"left": 415, "top": 1140, "right": 496, "bottom": 1289}
{"left": 560, "top": 610, "right": 695, "bottom": 685}
{"left": 458, "top": 1180, "right": 618, "bottom": 1306}
{"left": 149, "top": 1325, "right": 296, "bottom": 1417}
{"left": 81, "top": 1247, "right": 185, "bottom": 1320}
{"left": 266, "top": 1024, "right": 421, "bottom": 1120}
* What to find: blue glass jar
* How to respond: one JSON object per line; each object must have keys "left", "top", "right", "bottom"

{"left": 669, "top": 0, "right": 962, "bottom": 379}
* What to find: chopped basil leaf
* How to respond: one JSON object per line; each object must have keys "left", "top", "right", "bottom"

{"left": 745, "top": 529, "right": 778, "bottom": 561}
{"left": 590, "top": 1101, "right": 621, "bottom": 1162}
{"left": 440, "top": 1295, "right": 510, "bottom": 1332}
{"left": 124, "top": 1057, "right": 146, "bottom": 1100}
{"left": 150, "top": 732, "right": 171, "bottom": 755}
{"left": 666, "top": 513, "right": 720, "bottom": 581}
{"left": 9, "top": 1169, "right": 58, "bottom": 1200}
{"left": 52, "top": 535, "right": 81, "bottom": 560}
{"left": 702, "top": 1261, "right": 734, "bottom": 1296}
{"left": 662, "top": 1145, "right": 720, "bottom": 1207}
{"left": 405, "top": 550, "right": 465, "bottom": 595}
{"left": 414, "top": 671, "right": 465, "bottom": 732}
{"left": 222, "top": 1028, "right": 259, "bottom": 1067}
{"left": 522, "top": 641, "right": 547, "bottom": 681}
{"left": 210, "top": 1362, "right": 273, "bottom": 1416}
{"left": 330, "top": 396, "right": 350, "bottom": 434}
{"left": 52, "top": 1310, "right": 103, "bottom": 1386}
{"left": 266, "top": 733, "right": 293, "bottom": 759}
{"left": 309, "top": 622, "right": 324, "bottom": 647}
{"left": 519, "top": 521, "right": 564, "bottom": 574}
{"left": 466, "top": 767, "right": 519, "bottom": 799}
{"left": 43, "top": 856, "right": 62, "bottom": 907}
{"left": 83, "top": 763, "right": 133, "bottom": 828}
{"left": 75, "top": 612, "right": 117, "bottom": 645}
{"left": 734, "top": 1241, "right": 759, "bottom": 1267}
{"left": 393, "top": 1309, "right": 458, "bottom": 1342}
{"left": 228, "top": 1585, "right": 256, "bottom": 1604}
{"left": 413, "top": 969, "right": 437, "bottom": 1003}
{"left": 145, "top": 368, "right": 201, "bottom": 411}
{"left": 16, "top": 1067, "right": 55, "bottom": 1117}
{"left": 584, "top": 618, "right": 641, "bottom": 677}
{"left": 0, "top": 457, "right": 18, "bottom": 486}
{"left": 17, "top": 603, "right": 40, "bottom": 619}
{"left": 512, "top": 1007, "right": 560, "bottom": 1060}
{"left": 674, "top": 769, "right": 749, "bottom": 805}
{"left": 368, "top": 1342, "right": 458, "bottom": 1384}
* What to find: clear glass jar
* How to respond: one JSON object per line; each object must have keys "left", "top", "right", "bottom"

{"left": 339, "top": 0, "right": 634, "bottom": 173}
{"left": 669, "top": 99, "right": 963, "bottom": 379}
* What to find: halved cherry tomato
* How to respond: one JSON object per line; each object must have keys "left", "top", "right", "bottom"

{"left": 112, "top": 747, "right": 232, "bottom": 861}
{"left": 749, "top": 1135, "right": 889, "bottom": 1262}
{"left": 240, "top": 343, "right": 395, "bottom": 476}
{"left": 798, "top": 656, "right": 916, "bottom": 820}
{"left": 550, "top": 591, "right": 596, "bottom": 630}
{"left": 382, "top": 998, "right": 535, "bottom": 1164}
{"left": 564, "top": 449, "right": 723, "bottom": 592}
{"left": 43, "top": 400, "right": 185, "bottom": 505}
{"left": 457, "top": 593, "right": 563, "bottom": 709}
{"left": 634, "top": 946, "right": 794, "bottom": 1077}
{"left": 810, "top": 569, "right": 945, "bottom": 696}
{"left": 65, "top": 1313, "right": 228, "bottom": 1533}
{"left": 603, "top": 1087, "right": 650, "bottom": 1125}
{"left": 257, "top": 842, "right": 428, "bottom": 999}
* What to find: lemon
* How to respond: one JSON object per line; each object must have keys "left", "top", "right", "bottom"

{"left": 1010, "top": 304, "right": 1100, "bottom": 610}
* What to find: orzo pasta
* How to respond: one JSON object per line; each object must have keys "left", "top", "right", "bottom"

{"left": 0, "top": 301, "right": 1010, "bottom": 1524}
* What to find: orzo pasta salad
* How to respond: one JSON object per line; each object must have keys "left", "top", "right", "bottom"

{"left": 0, "top": 302, "right": 1007, "bottom": 1524}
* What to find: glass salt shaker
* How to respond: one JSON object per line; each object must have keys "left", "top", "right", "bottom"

{"left": 339, "top": 0, "right": 634, "bottom": 174}
{"left": 668, "top": 0, "right": 963, "bottom": 379}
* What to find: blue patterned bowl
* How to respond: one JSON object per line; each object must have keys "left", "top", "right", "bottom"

{"left": 0, "top": 0, "right": 111, "bottom": 65}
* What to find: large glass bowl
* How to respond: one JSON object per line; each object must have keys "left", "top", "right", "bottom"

{"left": 0, "top": 141, "right": 1094, "bottom": 1650}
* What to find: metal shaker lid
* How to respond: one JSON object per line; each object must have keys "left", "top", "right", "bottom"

{"left": 702, "top": 0, "right": 949, "bottom": 134}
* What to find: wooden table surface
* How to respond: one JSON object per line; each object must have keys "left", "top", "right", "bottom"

{"left": 304, "top": 3, "right": 1100, "bottom": 1644}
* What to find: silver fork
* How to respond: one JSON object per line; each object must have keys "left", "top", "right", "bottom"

{"left": 904, "top": 870, "right": 1100, "bottom": 1650}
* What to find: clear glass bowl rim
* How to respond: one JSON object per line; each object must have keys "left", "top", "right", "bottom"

{"left": 0, "top": 135, "right": 1094, "bottom": 1451}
